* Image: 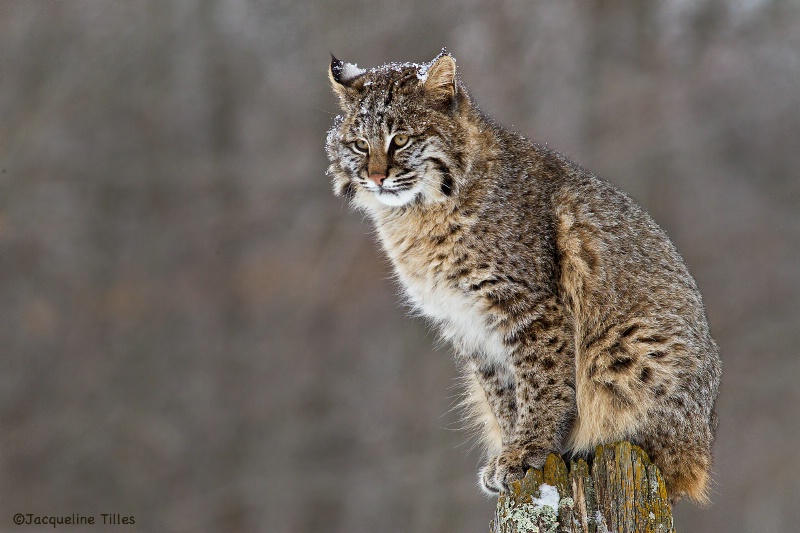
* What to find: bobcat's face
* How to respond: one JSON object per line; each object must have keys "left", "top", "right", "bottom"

{"left": 330, "top": 111, "right": 430, "bottom": 208}
{"left": 326, "top": 53, "right": 464, "bottom": 211}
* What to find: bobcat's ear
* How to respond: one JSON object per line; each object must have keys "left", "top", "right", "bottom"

{"left": 329, "top": 55, "right": 366, "bottom": 108}
{"left": 422, "top": 52, "right": 457, "bottom": 105}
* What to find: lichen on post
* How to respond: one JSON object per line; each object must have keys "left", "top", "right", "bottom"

{"left": 490, "top": 442, "right": 675, "bottom": 533}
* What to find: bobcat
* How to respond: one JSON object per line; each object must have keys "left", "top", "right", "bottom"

{"left": 325, "top": 51, "right": 721, "bottom": 504}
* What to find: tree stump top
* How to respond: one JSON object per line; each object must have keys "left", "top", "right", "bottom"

{"left": 491, "top": 441, "right": 675, "bottom": 533}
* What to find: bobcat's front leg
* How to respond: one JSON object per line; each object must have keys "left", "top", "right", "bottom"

{"left": 480, "top": 308, "right": 576, "bottom": 494}
{"left": 469, "top": 361, "right": 517, "bottom": 455}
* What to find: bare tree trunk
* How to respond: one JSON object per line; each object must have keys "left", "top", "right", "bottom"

{"left": 491, "top": 441, "right": 674, "bottom": 533}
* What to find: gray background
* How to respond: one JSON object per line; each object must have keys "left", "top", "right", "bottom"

{"left": 2, "top": 1, "right": 799, "bottom": 532}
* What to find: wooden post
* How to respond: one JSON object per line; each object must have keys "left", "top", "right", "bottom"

{"left": 491, "top": 441, "right": 674, "bottom": 533}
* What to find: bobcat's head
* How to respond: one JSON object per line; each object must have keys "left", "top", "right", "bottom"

{"left": 326, "top": 52, "right": 473, "bottom": 212}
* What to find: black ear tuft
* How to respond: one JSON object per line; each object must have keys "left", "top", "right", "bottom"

{"left": 328, "top": 55, "right": 366, "bottom": 88}
{"left": 330, "top": 54, "right": 345, "bottom": 84}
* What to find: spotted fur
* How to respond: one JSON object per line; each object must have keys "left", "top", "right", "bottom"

{"left": 326, "top": 52, "right": 721, "bottom": 505}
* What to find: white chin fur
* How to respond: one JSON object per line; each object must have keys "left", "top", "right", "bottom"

{"left": 374, "top": 188, "right": 419, "bottom": 207}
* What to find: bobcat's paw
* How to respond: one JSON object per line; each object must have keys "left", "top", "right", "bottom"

{"left": 479, "top": 446, "right": 549, "bottom": 495}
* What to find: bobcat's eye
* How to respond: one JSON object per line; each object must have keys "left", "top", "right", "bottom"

{"left": 392, "top": 134, "right": 410, "bottom": 148}
{"left": 353, "top": 139, "right": 369, "bottom": 154}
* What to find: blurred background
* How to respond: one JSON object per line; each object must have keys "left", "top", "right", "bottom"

{"left": 2, "top": 1, "right": 799, "bottom": 532}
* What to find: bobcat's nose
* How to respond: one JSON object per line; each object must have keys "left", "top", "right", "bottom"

{"left": 369, "top": 173, "right": 387, "bottom": 186}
